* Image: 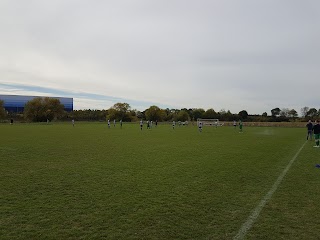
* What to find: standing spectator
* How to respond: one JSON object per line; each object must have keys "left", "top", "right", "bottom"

{"left": 306, "top": 120, "right": 313, "bottom": 140}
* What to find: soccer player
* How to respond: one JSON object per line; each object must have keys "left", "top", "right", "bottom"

{"left": 239, "top": 120, "right": 243, "bottom": 133}
{"left": 113, "top": 119, "right": 116, "bottom": 127}
{"left": 172, "top": 121, "right": 175, "bottom": 129}
{"left": 140, "top": 119, "right": 143, "bottom": 130}
{"left": 147, "top": 120, "right": 150, "bottom": 129}
{"left": 306, "top": 120, "right": 313, "bottom": 140}
{"left": 72, "top": 119, "right": 75, "bottom": 127}
{"left": 107, "top": 119, "right": 110, "bottom": 128}
{"left": 312, "top": 120, "right": 320, "bottom": 147}
{"left": 120, "top": 119, "right": 123, "bottom": 129}
{"left": 233, "top": 120, "right": 237, "bottom": 128}
{"left": 198, "top": 121, "right": 203, "bottom": 132}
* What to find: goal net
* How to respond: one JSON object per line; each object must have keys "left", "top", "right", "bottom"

{"left": 197, "top": 119, "right": 223, "bottom": 127}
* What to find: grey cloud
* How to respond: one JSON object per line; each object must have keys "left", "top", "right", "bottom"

{"left": 0, "top": 0, "right": 319, "bottom": 114}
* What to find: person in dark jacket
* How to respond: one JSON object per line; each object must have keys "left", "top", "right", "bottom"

{"left": 312, "top": 120, "right": 320, "bottom": 147}
{"left": 306, "top": 120, "right": 313, "bottom": 140}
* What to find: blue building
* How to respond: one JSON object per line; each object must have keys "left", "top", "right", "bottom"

{"left": 0, "top": 95, "right": 73, "bottom": 112}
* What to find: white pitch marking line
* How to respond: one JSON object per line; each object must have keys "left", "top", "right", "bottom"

{"left": 233, "top": 141, "right": 307, "bottom": 240}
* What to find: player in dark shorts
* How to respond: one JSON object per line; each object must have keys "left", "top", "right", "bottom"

{"left": 239, "top": 120, "right": 243, "bottom": 133}
{"left": 312, "top": 120, "right": 320, "bottom": 148}
{"left": 306, "top": 120, "right": 313, "bottom": 140}
{"left": 233, "top": 120, "right": 237, "bottom": 128}
{"left": 198, "top": 121, "right": 203, "bottom": 132}
{"left": 140, "top": 119, "right": 143, "bottom": 130}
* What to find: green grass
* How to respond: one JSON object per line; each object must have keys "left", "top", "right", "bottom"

{"left": 1, "top": 123, "right": 320, "bottom": 239}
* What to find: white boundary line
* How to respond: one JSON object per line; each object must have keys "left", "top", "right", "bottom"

{"left": 233, "top": 141, "right": 307, "bottom": 240}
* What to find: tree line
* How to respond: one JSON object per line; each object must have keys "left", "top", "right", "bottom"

{"left": 0, "top": 97, "right": 319, "bottom": 122}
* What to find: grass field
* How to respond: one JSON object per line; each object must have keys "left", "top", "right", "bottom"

{"left": 1, "top": 122, "right": 320, "bottom": 240}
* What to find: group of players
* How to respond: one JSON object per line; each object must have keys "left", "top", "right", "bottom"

{"left": 103, "top": 119, "right": 244, "bottom": 133}
{"left": 73, "top": 119, "right": 319, "bottom": 145}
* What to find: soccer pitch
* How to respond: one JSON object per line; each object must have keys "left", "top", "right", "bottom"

{"left": 1, "top": 123, "right": 320, "bottom": 240}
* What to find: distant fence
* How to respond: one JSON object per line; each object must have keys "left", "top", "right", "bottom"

{"left": 222, "top": 121, "right": 306, "bottom": 128}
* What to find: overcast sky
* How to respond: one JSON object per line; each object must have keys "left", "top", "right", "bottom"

{"left": 0, "top": 0, "right": 319, "bottom": 114}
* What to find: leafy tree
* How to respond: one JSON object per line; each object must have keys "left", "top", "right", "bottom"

{"left": 24, "top": 97, "right": 64, "bottom": 122}
{"left": 219, "top": 109, "right": 226, "bottom": 115}
{"left": 280, "top": 108, "right": 290, "bottom": 117}
{"left": 113, "top": 103, "right": 130, "bottom": 118}
{"left": 43, "top": 97, "right": 65, "bottom": 120}
{"left": 127, "top": 109, "right": 138, "bottom": 122}
{"left": 145, "top": 105, "right": 166, "bottom": 121}
{"left": 135, "top": 110, "right": 144, "bottom": 120}
{"left": 306, "top": 108, "right": 317, "bottom": 118}
{"left": 0, "top": 100, "right": 7, "bottom": 120}
{"left": 238, "top": 110, "right": 248, "bottom": 120}
{"left": 164, "top": 108, "right": 179, "bottom": 121}
{"left": 271, "top": 108, "right": 281, "bottom": 117}
{"left": 288, "top": 109, "right": 298, "bottom": 118}
{"left": 203, "top": 108, "right": 217, "bottom": 119}
{"left": 185, "top": 108, "right": 194, "bottom": 121}
{"left": 107, "top": 103, "right": 132, "bottom": 121}
{"left": 176, "top": 110, "right": 189, "bottom": 121}
{"left": 262, "top": 112, "right": 268, "bottom": 117}
{"left": 192, "top": 108, "right": 205, "bottom": 120}
{"left": 222, "top": 110, "right": 234, "bottom": 121}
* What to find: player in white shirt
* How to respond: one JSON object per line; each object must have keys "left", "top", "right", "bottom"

{"left": 233, "top": 120, "right": 237, "bottom": 129}
{"left": 107, "top": 119, "right": 110, "bottom": 128}
{"left": 172, "top": 121, "right": 175, "bottom": 129}
{"left": 198, "top": 121, "right": 203, "bottom": 132}
{"left": 140, "top": 119, "right": 143, "bottom": 130}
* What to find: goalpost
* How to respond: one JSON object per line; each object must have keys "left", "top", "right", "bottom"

{"left": 197, "top": 118, "right": 223, "bottom": 127}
